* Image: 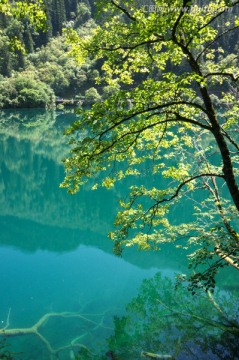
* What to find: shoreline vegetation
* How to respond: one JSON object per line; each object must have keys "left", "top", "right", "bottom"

{"left": 0, "top": 0, "right": 110, "bottom": 110}
{"left": 1, "top": 0, "right": 237, "bottom": 110}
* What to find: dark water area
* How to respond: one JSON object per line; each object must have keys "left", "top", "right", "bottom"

{"left": 0, "top": 109, "right": 238, "bottom": 359}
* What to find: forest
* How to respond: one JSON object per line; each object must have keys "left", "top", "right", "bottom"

{"left": 0, "top": 0, "right": 109, "bottom": 108}
{"left": 1, "top": 1, "right": 238, "bottom": 109}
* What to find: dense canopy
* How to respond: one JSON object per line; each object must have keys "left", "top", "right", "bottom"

{"left": 62, "top": 0, "right": 239, "bottom": 291}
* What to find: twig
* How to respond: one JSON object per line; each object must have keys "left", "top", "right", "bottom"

{"left": 3, "top": 308, "right": 11, "bottom": 330}
{"left": 0, "top": 310, "right": 111, "bottom": 359}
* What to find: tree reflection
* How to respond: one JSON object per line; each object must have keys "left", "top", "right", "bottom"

{"left": 0, "top": 109, "right": 116, "bottom": 241}
{"left": 80, "top": 273, "right": 239, "bottom": 360}
{"left": 1, "top": 272, "right": 238, "bottom": 359}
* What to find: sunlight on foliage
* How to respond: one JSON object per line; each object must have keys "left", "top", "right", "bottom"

{"left": 62, "top": 0, "right": 239, "bottom": 291}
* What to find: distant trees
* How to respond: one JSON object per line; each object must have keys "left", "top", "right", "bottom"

{"left": 0, "top": 71, "right": 55, "bottom": 108}
{"left": 0, "top": 0, "right": 103, "bottom": 108}
{"left": 51, "top": 0, "right": 66, "bottom": 36}
{"left": 84, "top": 87, "right": 101, "bottom": 105}
{"left": 0, "top": 0, "right": 96, "bottom": 52}
{"left": 0, "top": 32, "right": 12, "bottom": 77}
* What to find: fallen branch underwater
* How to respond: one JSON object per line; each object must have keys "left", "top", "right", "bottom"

{"left": 0, "top": 308, "right": 112, "bottom": 359}
{"left": 141, "top": 351, "right": 174, "bottom": 359}
{"left": 215, "top": 245, "right": 239, "bottom": 270}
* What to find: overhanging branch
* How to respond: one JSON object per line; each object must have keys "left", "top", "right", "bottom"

{"left": 96, "top": 100, "right": 209, "bottom": 141}
{"left": 196, "top": 26, "right": 239, "bottom": 61}
{"left": 155, "top": 173, "right": 225, "bottom": 205}
{"left": 221, "top": 129, "right": 239, "bottom": 152}
{"left": 95, "top": 115, "right": 211, "bottom": 157}
{"left": 110, "top": 0, "right": 136, "bottom": 21}
{"left": 130, "top": 173, "right": 225, "bottom": 225}
{"left": 204, "top": 71, "right": 239, "bottom": 81}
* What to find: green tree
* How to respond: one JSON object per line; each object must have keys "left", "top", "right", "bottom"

{"left": 0, "top": 0, "right": 47, "bottom": 73}
{"left": 37, "top": 62, "right": 70, "bottom": 94}
{"left": 62, "top": 0, "right": 239, "bottom": 291}
{"left": 0, "top": 0, "right": 46, "bottom": 48}
{"left": 84, "top": 86, "right": 101, "bottom": 104}
{"left": 51, "top": 0, "right": 66, "bottom": 35}
{"left": 102, "top": 84, "right": 121, "bottom": 100}
{"left": 0, "top": 31, "right": 12, "bottom": 76}
{"left": 0, "top": 71, "right": 55, "bottom": 108}
{"left": 27, "top": 35, "right": 93, "bottom": 97}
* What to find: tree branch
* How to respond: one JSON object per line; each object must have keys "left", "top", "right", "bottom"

{"left": 204, "top": 71, "right": 239, "bottom": 81}
{"left": 199, "top": 167, "right": 239, "bottom": 271}
{"left": 196, "top": 26, "right": 239, "bottom": 61}
{"left": 94, "top": 115, "right": 211, "bottom": 159}
{"left": 126, "top": 173, "right": 225, "bottom": 227}
{"left": 197, "top": 4, "right": 239, "bottom": 34}
{"left": 96, "top": 100, "right": 208, "bottom": 141}
{"left": 97, "top": 38, "right": 161, "bottom": 53}
{"left": 221, "top": 129, "right": 239, "bottom": 152}
{"left": 110, "top": 0, "right": 136, "bottom": 21}
{"left": 214, "top": 246, "right": 239, "bottom": 270}
{"left": 172, "top": 0, "right": 191, "bottom": 40}
{"left": 155, "top": 173, "right": 225, "bottom": 205}
{"left": 0, "top": 310, "right": 112, "bottom": 358}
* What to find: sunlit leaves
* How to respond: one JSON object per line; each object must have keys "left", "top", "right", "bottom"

{"left": 0, "top": 0, "right": 46, "bottom": 52}
{"left": 63, "top": 0, "right": 239, "bottom": 290}
{"left": 13, "top": 1, "right": 46, "bottom": 29}
{"left": 0, "top": 0, "right": 46, "bottom": 29}
{"left": 63, "top": 27, "right": 96, "bottom": 66}
{"left": 0, "top": 0, "right": 11, "bottom": 15}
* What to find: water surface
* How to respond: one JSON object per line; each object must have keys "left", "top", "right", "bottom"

{"left": 0, "top": 109, "right": 238, "bottom": 359}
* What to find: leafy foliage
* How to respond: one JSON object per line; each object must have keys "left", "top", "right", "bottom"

{"left": 0, "top": 0, "right": 46, "bottom": 28}
{"left": 0, "top": 1, "right": 102, "bottom": 107}
{"left": 62, "top": 0, "right": 239, "bottom": 290}
{"left": 0, "top": 0, "right": 46, "bottom": 53}
{"left": 84, "top": 87, "right": 101, "bottom": 104}
{"left": 0, "top": 71, "right": 55, "bottom": 108}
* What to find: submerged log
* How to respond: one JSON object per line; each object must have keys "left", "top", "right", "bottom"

{"left": 141, "top": 351, "right": 174, "bottom": 359}
{"left": 0, "top": 309, "right": 110, "bottom": 359}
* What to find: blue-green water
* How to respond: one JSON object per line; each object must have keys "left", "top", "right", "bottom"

{"left": 0, "top": 109, "right": 238, "bottom": 359}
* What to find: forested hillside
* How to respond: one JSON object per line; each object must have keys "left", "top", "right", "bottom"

{"left": 0, "top": 0, "right": 104, "bottom": 108}
{"left": 0, "top": 1, "right": 239, "bottom": 109}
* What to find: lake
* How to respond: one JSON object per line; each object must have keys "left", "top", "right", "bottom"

{"left": 0, "top": 109, "right": 238, "bottom": 360}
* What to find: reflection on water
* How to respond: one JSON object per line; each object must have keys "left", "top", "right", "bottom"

{"left": 0, "top": 246, "right": 158, "bottom": 359}
{"left": 102, "top": 272, "right": 239, "bottom": 360}
{"left": 0, "top": 109, "right": 116, "bottom": 236}
{"left": 0, "top": 109, "right": 165, "bottom": 359}
{"left": 0, "top": 110, "right": 238, "bottom": 359}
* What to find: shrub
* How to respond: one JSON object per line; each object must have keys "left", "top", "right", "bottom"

{"left": 0, "top": 73, "right": 55, "bottom": 109}
{"left": 84, "top": 87, "right": 101, "bottom": 105}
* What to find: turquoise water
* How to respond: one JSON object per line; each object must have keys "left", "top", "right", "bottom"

{"left": 0, "top": 109, "right": 238, "bottom": 359}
